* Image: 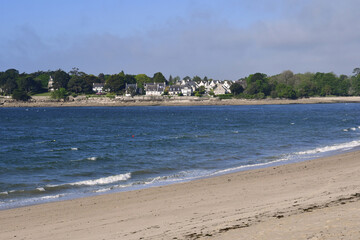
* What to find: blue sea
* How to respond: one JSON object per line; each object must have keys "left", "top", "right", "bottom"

{"left": 1, "top": 104, "right": 360, "bottom": 209}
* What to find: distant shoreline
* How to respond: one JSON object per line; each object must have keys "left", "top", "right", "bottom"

{"left": 2, "top": 96, "right": 360, "bottom": 108}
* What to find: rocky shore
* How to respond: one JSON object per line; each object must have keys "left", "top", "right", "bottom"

{"left": 2, "top": 95, "right": 360, "bottom": 107}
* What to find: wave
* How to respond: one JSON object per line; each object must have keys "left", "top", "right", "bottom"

{"left": 296, "top": 140, "right": 360, "bottom": 155}
{"left": 343, "top": 126, "right": 360, "bottom": 132}
{"left": 67, "top": 173, "right": 131, "bottom": 186}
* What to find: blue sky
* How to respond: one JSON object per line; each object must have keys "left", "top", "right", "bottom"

{"left": 0, "top": 0, "right": 359, "bottom": 80}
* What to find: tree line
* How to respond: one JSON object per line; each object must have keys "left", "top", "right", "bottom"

{"left": 230, "top": 69, "right": 360, "bottom": 99}
{"left": 1, "top": 67, "right": 360, "bottom": 101}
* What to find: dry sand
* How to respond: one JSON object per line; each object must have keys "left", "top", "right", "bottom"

{"left": 2, "top": 96, "right": 360, "bottom": 107}
{"left": 1, "top": 151, "right": 360, "bottom": 239}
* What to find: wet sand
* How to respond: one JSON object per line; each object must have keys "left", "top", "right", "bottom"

{"left": 1, "top": 151, "right": 360, "bottom": 239}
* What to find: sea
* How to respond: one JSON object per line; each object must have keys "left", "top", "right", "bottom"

{"left": 1, "top": 103, "right": 360, "bottom": 209}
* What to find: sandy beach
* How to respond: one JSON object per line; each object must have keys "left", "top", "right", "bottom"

{"left": 2, "top": 96, "right": 360, "bottom": 107}
{"left": 1, "top": 150, "right": 360, "bottom": 239}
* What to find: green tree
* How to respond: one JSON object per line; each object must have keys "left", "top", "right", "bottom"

{"left": 193, "top": 76, "right": 202, "bottom": 83}
{"left": 152, "top": 72, "right": 167, "bottom": 83}
{"left": 53, "top": 69, "right": 70, "bottom": 90}
{"left": 198, "top": 86, "right": 206, "bottom": 94}
{"left": 275, "top": 83, "right": 297, "bottom": 99}
{"left": 124, "top": 74, "right": 136, "bottom": 84}
{"left": 3, "top": 78, "right": 18, "bottom": 95}
{"left": 105, "top": 73, "right": 125, "bottom": 93}
{"left": 18, "top": 76, "right": 42, "bottom": 93}
{"left": 51, "top": 88, "right": 68, "bottom": 100}
{"left": 135, "top": 74, "right": 151, "bottom": 91}
{"left": 183, "top": 76, "right": 191, "bottom": 81}
{"left": 12, "top": 89, "right": 31, "bottom": 101}
{"left": 67, "top": 75, "right": 93, "bottom": 94}
{"left": 244, "top": 73, "right": 271, "bottom": 96}
{"left": 168, "top": 75, "right": 174, "bottom": 85}
{"left": 353, "top": 67, "right": 360, "bottom": 77}
{"left": 35, "top": 73, "right": 51, "bottom": 90}
{"left": 230, "top": 82, "right": 244, "bottom": 95}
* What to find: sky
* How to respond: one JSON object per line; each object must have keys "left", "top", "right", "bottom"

{"left": 0, "top": 0, "right": 359, "bottom": 80}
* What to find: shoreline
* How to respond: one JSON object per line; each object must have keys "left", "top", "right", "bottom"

{"left": 1, "top": 150, "right": 360, "bottom": 239}
{"left": 2, "top": 95, "right": 360, "bottom": 107}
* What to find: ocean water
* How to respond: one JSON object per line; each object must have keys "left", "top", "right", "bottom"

{"left": 1, "top": 104, "right": 360, "bottom": 209}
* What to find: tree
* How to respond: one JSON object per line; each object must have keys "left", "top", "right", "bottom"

{"left": 18, "top": 76, "right": 42, "bottom": 93}
{"left": 98, "top": 73, "right": 105, "bottom": 83}
{"left": 244, "top": 73, "right": 271, "bottom": 96}
{"left": 353, "top": 68, "right": 360, "bottom": 77}
{"left": 152, "top": 72, "right": 167, "bottom": 83}
{"left": 51, "top": 88, "right": 68, "bottom": 100}
{"left": 168, "top": 75, "right": 174, "bottom": 85}
{"left": 173, "top": 76, "right": 180, "bottom": 83}
{"left": 67, "top": 75, "right": 92, "bottom": 94}
{"left": 198, "top": 86, "right": 206, "bottom": 94}
{"left": 275, "top": 83, "right": 297, "bottom": 99}
{"left": 230, "top": 82, "right": 244, "bottom": 95}
{"left": 124, "top": 74, "right": 136, "bottom": 84}
{"left": 193, "top": 76, "right": 202, "bottom": 83}
{"left": 3, "top": 78, "right": 18, "bottom": 95}
{"left": 35, "top": 73, "right": 51, "bottom": 90}
{"left": 183, "top": 76, "right": 191, "bottom": 81}
{"left": 12, "top": 89, "right": 31, "bottom": 101}
{"left": 127, "top": 86, "right": 137, "bottom": 97}
{"left": 105, "top": 73, "right": 125, "bottom": 93}
{"left": 135, "top": 74, "right": 151, "bottom": 91}
{"left": 53, "top": 69, "right": 70, "bottom": 90}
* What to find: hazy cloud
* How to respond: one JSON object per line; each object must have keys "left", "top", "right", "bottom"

{"left": 1, "top": 0, "right": 359, "bottom": 79}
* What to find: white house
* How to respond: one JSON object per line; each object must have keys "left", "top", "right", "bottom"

{"left": 145, "top": 82, "right": 166, "bottom": 95}
{"left": 168, "top": 85, "right": 182, "bottom": 95}
{"left": 181, "top": 84, "right": 193, "bottom": 96}
{"left": 93, "top": 83, "right": 105, "bottom": 93}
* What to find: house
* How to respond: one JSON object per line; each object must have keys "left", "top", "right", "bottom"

{"left": 48, "top": 76, "right": 54, "bottom": 92}
{"left": 93, "top": 83, "right": 105, "bottom": 94}
{"left": 213, "top": 84, "right": 228, "bottom": 95}
{"left": 145, "top": 82, "right": 166, "bottom": 95}
{"left": 125, "top": 83, "right": 141, "bottom": 96}
{"left": 181, "top": 84, "right": 193, "bottom": 96}
{"left": 168, "top": 85, "right": 182, "bottom": 95}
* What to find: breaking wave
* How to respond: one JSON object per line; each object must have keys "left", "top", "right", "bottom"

{"left": 67, "top": 173, "right": 131, "bottom": 186}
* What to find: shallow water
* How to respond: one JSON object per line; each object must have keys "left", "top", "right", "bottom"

{"left": 1, "top": 104, "right": 360, "bottom": 209}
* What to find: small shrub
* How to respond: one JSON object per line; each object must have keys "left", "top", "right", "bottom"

{"left": 12, "top": 89, "right": 31, "bottom": 101}
{"left": 217, "top": 94, "right": 233, "bottom": 99}
{"left": 51, "top": 88, "right": 68, "bottom": 100}
{"left": 106, "top": 93, "right": 115, "bottom": 99}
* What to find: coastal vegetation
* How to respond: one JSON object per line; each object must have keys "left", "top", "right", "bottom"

{"left": 1, "top": 67, "right": 360, "bottom": 101}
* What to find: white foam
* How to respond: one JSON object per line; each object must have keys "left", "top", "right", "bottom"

{"left": 87, "top": 157, "right": 97, "bottom": 161}
{"left": 0, "top": 191, "right": 8, "bottom": 195}
{"left": 40, "top": 194, "right": 64, "bottom": 200}
{"left": 36, "top": 187, "right": 45, "bottom": 192}
{"left": 296, "top": 140, "right": 360, "bottom": 155}
{"left": 69, "top": 173, "right": 131, "bottom": 186}
{"left": 94, "top": 188, "right": 112, "bottom": 193}
{"left": 212, "top": 156, "right": 291, "bottom": 176}
{"left": 351, "top": 127, "right": 357, "bottom": 131}
{"left": 71, "top": 148, "right": 78, "bottom": 151}
{"left": 343, "top": 129, "right": 349, "bottom": 132}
